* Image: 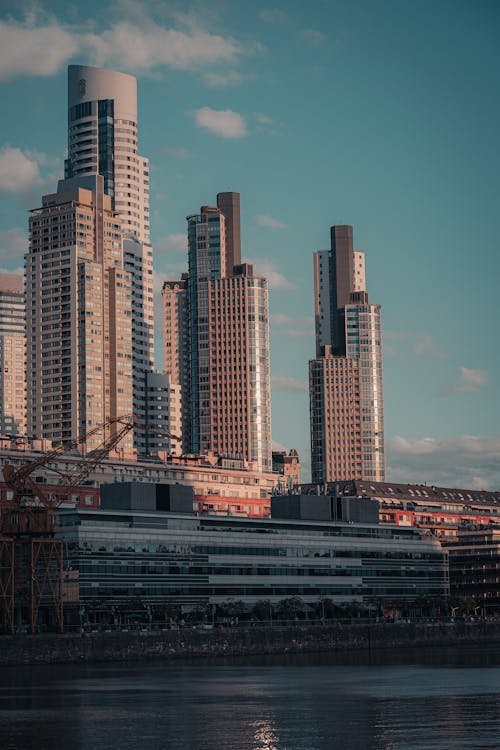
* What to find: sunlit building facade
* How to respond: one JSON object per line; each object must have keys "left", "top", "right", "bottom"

{"left": 0, "top": 274, "right": 26, "bottom": 436}
{"left": 26, "top": 175, "right": 134, "bottom": 452}
{"left": 164, "top": 194, "right": 272, "bottom": 470}
{"left": 65, "top": 65, "right": 154, "bottom": 451}
{"left": 310, "top": 225, "right": 385, "bottom": 483}
{"left": 162, "top": 275, "right": 189, "bottom": 452}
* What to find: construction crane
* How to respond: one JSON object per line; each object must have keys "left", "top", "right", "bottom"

{"left": 2, "top": 414, "right": 136, "bottom": 514}
{"left": 0, "top": 414, "right": 135, "bottom": 635}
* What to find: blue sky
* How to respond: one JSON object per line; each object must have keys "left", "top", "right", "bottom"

{"left": 0, "top": 0, "right": 499, "bottom": 488}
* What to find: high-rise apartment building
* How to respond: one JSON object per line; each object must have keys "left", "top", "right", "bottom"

{"left": 144, "top": 372, "right": 182, "bottom": 456}
{"left": 65, "top": 65, "right": 150, "bottom": 244}
{"left": 65, "top": 65, "right": 154, "bottom": 451}
{"left": 208, "top": 262, "right": 271, "bottom": 469}
{"left": 309, "top": 225, "right": 385, "bottom": 483}
{"left": 0, "top": 274, "right": 26, "bottom": 436}
{"left": 26, "top": 175, "right": 134, "bottom": 453}
{"left": 164, "top": 193, "right": 272, "bottom": 471}
{"left": 162, "top": 275, "right": 189, "bottom": 452}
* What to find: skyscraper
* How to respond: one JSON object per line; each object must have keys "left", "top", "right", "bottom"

{"left": 65, "top": 65, "right": 154, "bottom": 450}
{"left": 0, "top": 274, "right": 26, "bottom": 436}
{"left": 165, "top": 193, "right": 272, "bottom": 471}
{"left": 26, "top": 175, "right": 134, "bottom": 453}
{"left": 309, "top": 225, "right": 385, "bottom": 483}
{"left": 162, "top": 275, "right": 189, "bottom": 451}
{"left": 144, "top": 372, "right": 182, "bottom": 456}
{"left": 65, "top": 65, "right": 150, "bottom": 244}
{"left": 216, "top": 191, "right": 241, "bottom": 271}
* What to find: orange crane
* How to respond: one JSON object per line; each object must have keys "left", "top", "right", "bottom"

{"left": 0, "top": 415, "right": 135, "bottom": 634}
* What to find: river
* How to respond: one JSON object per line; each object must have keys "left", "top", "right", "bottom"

{"left": 1, "top": 645, "right": 499, "bottom": 749}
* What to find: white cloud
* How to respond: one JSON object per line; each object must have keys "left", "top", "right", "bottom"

{"left": 202, "top": 70, "right": 250, "bottom": 87}
{"left": 194, "top": 107, "right": 247, "bottom": 138}
{"left": 0, "top": 228, "right": 28, "bottom": 264}
{"left": 387, "top": 434, "right": 500, "bottom": 490}
{"left": 250, "top": 259, "right": 295, "bottom": 290}
{"left": 0, "top": 18, "right": 78, "bottom": 81}
{"left": 0, "top": 10, "right": 246, "bottom": 81}
{"left": 441, "top": 366, "right": 488, "bottom": 395}
{"left": 272, "top": 376, "right": 308, "bottom": 392}
{"left": 84, "top": 22, "right": 241, "bottom": 73}
{"left": 0, "top": 146, "right": 45, "bottom": 193}
{"left": 256, "top": 214, "right": 287, "bottom": 230}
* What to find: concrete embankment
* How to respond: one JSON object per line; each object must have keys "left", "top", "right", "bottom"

{"left": 1, "top": 622, "right": 500, "bottom": 665}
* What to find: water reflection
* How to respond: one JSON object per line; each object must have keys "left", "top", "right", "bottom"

{"left": 252, "top": 718, "right": 280, "bottom": 750}
{"left": 0, "top": 646, "right": 499, "bottom": 749}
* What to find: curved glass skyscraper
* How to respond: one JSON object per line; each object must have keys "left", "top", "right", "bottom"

{"left": 65, "top": 65, "right": 154, "bottom": 450}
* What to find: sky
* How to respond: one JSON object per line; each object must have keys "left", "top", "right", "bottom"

{"left": 0, "top": 0, "right": 499, "bottom": 489}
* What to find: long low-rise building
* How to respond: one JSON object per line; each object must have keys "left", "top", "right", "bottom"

{"left": 56, "top": 493, "right": 449, "bottom": 621}
{"left": 445, "top": 528, "right": 500, "bottom": 613}
{"left": 295, "top": 480, "right": 500, "bottom": 539}
{"left": 0, "top": 445, "right": 280, "bottom": 517}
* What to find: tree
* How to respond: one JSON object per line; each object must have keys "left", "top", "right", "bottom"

{"left": 276, "top": 597, "right": 306, "bottom": 621}
{"left": 251, "top": 599, "right": 273, "bottom": 621}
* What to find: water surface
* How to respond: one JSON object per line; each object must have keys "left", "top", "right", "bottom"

{"left": 1, "top": 645, "right": 499, "bottom": 749}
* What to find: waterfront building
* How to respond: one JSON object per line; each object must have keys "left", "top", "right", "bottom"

{"left": 445, "top": 528, "right": 500, "bottom": 613}
{"left": 57, "top": 497, "right": 448, "bottom": 616}
{"left": 0, "top": 274, "right": 26, "bottom": 436}
{"left": 26, "top": 174, "right": 134, "bottom": 452}
{"left": 310, "top": 225, "right": 385, "bottom": 483}
{"left": 65, "top": 65, "right": 154, "bottom": 452}
{"left": 298, "top": 479, "right": 500, "bottom": 540}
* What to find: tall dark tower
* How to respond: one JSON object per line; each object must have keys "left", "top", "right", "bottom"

{"left": 217, "top": 192, "right": 241, "bottom": 271}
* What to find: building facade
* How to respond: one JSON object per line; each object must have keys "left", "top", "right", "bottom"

{"left": 65, "top": 65, "right": 154, "bottom": 452}
{"left": 144, "top": 372, "right": 182, "bottom": 456}
{"left": 0, "top": 274, "right": 26, "bottom": 437}
{"left": 298, "top": 480, "right": 500, "bottom": 541}
{"left": 26, "top": 175, "right": 134, "bottom": 452}
{"left": 310, "top": 225, "right": 385, "bottom": 483}
{"left": 0, "top": 442, "right": 280, "bottom": 508}
{"left": 272, "top": 449, "right": 301, "bottom": 487}
{"left": 446, "top": 529, "right": 500, "bottom": 613}
{"left": 162, "top": 275, "right": 189, "bottom": 451}
{"left": 165, "top": 193, "right": 272, "bottom": 471}
{"left": 57, "top": 504, "right": 448, "bottom": 615}
{"left": 65, "top": 65, "right": 150, "bottom": 245}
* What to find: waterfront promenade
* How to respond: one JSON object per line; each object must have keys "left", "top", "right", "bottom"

{"left": 1, "top": 620, "right": 499, "bottom": 666}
